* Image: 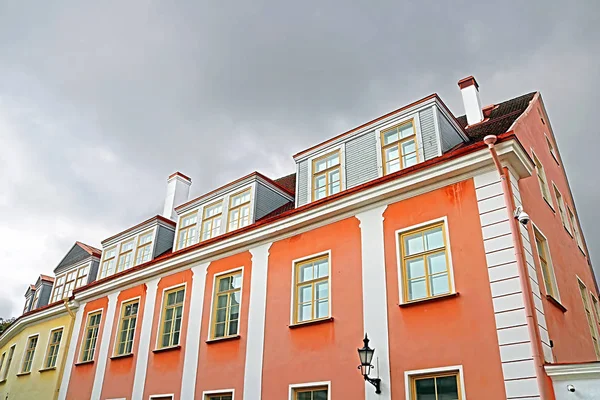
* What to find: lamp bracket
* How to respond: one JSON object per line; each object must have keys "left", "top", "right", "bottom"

{"left": 364, "top": 375, "right": 381, "bottom": 394}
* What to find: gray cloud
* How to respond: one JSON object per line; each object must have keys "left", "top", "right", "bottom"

{"left": 0, "top": 0, "right": 598, "bottom": 317}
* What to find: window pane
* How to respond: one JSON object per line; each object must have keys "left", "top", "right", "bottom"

{"left": 387, "top": 159, "right": 401, "bottom": 173}
{"left": 402, "top": 139, "right": 416, "bottom": 154}
{"left": 299, "top": 285, "right": 312, "bottom": 303}
{"left": 314, "top": 390, "right": 328, "bottom": 400}
{"left": 424, "top": 227, "right": 444, "bottom": 250}
{"left": 316, "top": 260, "right": 328, "bottom": 278}
{"left": 385, "top": 146, "right": 399, "bottom": 161}
{"left": 415, "top": 377, "right": 436, "bottom": 399}
{"left": 298, "top": 303, "right": 312, "bottom": 322}
{"left": 315, "top": 159, "right": 327, "bottom": 173}
{"left": 217, "top": 294, "right": 228, "bottom": 308}
{"left": 219, "top": 276, "right": 232, "bottom": 292}
{"left": 405, "top": 233, "right": 424, "bottom": 255}
{"left": 430, "top": 273, "right": 450, "bottom": 296}
{"left": 315, "top": 175, "right": 326, "bottom": 189}
{"left": 228, "top": 320, "right": 238, "bottom": 335}
{"left": 297, "top": 393, "right": 311, "bottom": 400}
{"left": 316, "top": 300, "right": 328, "bottom": 318}
{"left": 437, "top": 375, "right": 459, "bottom": 400}
{"left": 316, "top": 281, "right": 328, "bottom": 300}
{"left": 232, "top": 273, "right": 242, "bottom": 289}
{"left": 427, "top": 252, "right": 447, "bottom": 274}
{"left": 383, "top": 130, "right": 399, "bottom": 145}
{"left": 215, "top": 323, "right": 225, "bottom": 337}
{"left": 406, "top": 258, "right": 425, "bottom": 279}
{"left": 408, "top": 278, "right": 427, "bottom": 300}
{"left": 216, "top": 308, "right": 227, "bottom": 323}
{"left": 299, "top": 264, "right": 313, "bottom": 282}
{"left": 399, "top": 122, "right": 414, "bottom": 138}
{"left": 315, "top": 186, "right": 326, "bottom": 200}
{"left": 403, "top": 152, "right": 418, "bottom": 168}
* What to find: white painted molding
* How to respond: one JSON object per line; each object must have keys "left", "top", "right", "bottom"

{"left": 180, "top": 262, "right": 210, "bottom": 400}
{"left": 91, "top": 291, "right": 120, "bottom": 399}
{"left": 131, "top": 277, "right": 160, "bottom": 400}
{"left": 243, "top": 242, "right": 273, "bottom": 400}
{"left": 356, "top": 206, "right": 391, "bottom": 400}
{"left": 545, "top": 362, "right": 600, "bottom": 377}
{"left": 57, "top": 304, "right": 85, "bottom": 400}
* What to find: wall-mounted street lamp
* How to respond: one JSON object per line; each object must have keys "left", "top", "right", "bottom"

{"left": 357, "top": 333, "right": 381, "bottom": 394}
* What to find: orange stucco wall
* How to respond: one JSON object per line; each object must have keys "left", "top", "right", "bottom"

{"left": 143, "top": 269, "right": 193, "bottom": 400}
{"left": 195, "top": 251, "right": 252, "bottom": 398}
{"left": 100, "top": 284, "right": 147, "bottom": 400}
{"left": 66, "top": 296, "right": 108, "bottom": 400}
{"left": 261, "top": 217, "right": 365, "bottom": 399}
{"left": 383, "top": 180, "right": 507, "bottom": 399}
{"left": 513, "top": 95, "right": 600, "bottom": 363}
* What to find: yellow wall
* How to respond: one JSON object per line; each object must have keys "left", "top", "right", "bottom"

{"left": 0, "top": 310, "right": 73, "bottom": 400}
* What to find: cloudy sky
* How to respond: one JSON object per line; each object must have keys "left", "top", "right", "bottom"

{"left": 0, "top": 1, "right": 598, "bottom": 317}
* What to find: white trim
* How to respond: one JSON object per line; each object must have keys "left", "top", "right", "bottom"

{"left": 289, "top": 250, "right": 332, "bottom": 325}
{"left": 202, "top": 388, "right": 236, "bottom": 399}
{"left": 404, "top": 365, "right": 466, "bottom": 400}
{"left": 42, "top": 325, "right": 65, "bottom": 369}
{"left": 17, "top": 332, "right": 40, "bottom": 373}
{"left": 91, "top": 291, "right": 119, "bottom": 400}
{"left": 207, "top": 267, "right": 244, "bottom": 340}
{"left": 58, "top": 305, "right": 85, "bottom": 400}
{"left": 112, "top": 295, "right": 142, "bottom": 357}
{"left": 243, "top": 243, "right": 273, "bottom": 400}
{"left": 531, "top": 223, "right": 561, "bottom": 302}
{"left": 149, "top": 394, "right": 175, "bottom": 400}
{"left": 394, "top": 216, "right": 455, "bottom": 304}
{"left": 288, "top": 381, "right": 331, "bottom": 400}
{"left": 545, "top": 362, "right": 600, "bottom": 377}
{"left": 132, "top": 278, "right": 160, "bottom": 400}
{"left": 74, "top": 140, "right": 534, "bottom": 304}
{"left": 154, "top": 282, "right": 188, "bottom": 350}
{"left": 0, "top": 343, "right": 17, "bottom": 381}
{"left": 78, "top": 308, "right": 104, "bottom": 362}
{"left": 181, "top": 262, "right": 210, "bottom": 400}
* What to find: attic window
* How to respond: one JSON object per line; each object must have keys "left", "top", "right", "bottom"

{"left": 312, "top": 150, "right": 341, "bottom": 200}
{"left": 381, "top": 120, "right": 418, "bottom": 175}
{"left": 227, "top": 189, "right": 252, "bottom": 232}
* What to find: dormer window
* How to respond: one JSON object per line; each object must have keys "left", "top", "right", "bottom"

{"left": 76, "top": 265, "right": 90, "bottom": 288}
{"left": 135, "top": 231, "right": 154, "bottom": 265}
{"left": 228, "top": 189, "right": 251, "bottom": 232}
{"left": 201, "top": 202, "right": 223, "bottom": 241}
{"left": 51, "top": 276, "right": 65, "bottom": 302}
{"left": 32, "top": 289, "right": 41, "bottom": 308}
{"left": 63, "top": 270, "right": 77, "bottom": 298}
{"left": 381, "top": 120, "right": 418, "bottom": 175}
{"left": 312, "top": 150, "right": 341, "bottom": 200}
{"left": 116, "top": 240, "right": 135, "bottom": 273}
{"left": 176, "top": 212, "right": 199, "bottom": 250}
{"left": 99, "top": 247, "right": 117, "bottom": 279}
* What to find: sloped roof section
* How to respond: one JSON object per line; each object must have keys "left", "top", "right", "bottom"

{"left": 54, "top": 242, "right": 101, "bottom": 274}
{"left": 274, "top": 173, "right": 296, "bottom": 195}
{"left": 457, "top": 92, "right": 536, "bottom": 141}
{"left": 75, "top": 241, "right": 102, "bottom": 257}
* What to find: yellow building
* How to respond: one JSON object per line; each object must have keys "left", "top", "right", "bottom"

{"left": 0, "top": 303, "right": 76, "bottom": 400}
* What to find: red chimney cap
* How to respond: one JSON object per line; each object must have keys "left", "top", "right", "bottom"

{"left": 168, "top": 172, "right": 191, "bottom": 182}
{"left": 458, "top": 76, "right": 479, "bottom": 90}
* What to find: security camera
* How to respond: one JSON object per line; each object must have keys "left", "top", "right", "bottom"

{"left": 514, "top": 207, "right": 530, "bottom": 226}
{"left": 567, "top": 384, "right": 575, "bottom": 392}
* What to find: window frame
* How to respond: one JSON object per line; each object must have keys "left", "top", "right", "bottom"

{"left": 591, "top": 293, "right": 600, "bottom": 326}
{"left": 396, "top": 217, "right": 455, "bottom": 304}
{"left": 404, "top": 365, "right": 465, "bottom": 400}
{"left": 209, "top": 268, "right": 244, "bottom": 340}
{"left": 24, "top": 295, "right": 33, "bottom": 313}
{"left": 533, "top": 225, "right": 560, "bottom": 301}
{"left": 202, "top": 389, "right": 235, "bottom": 400}
{"left": 79, "top": 309, "right": 103, "bottom": 363}
{"left": 134, "top": 230, "right": 155, "bottom": 266}
{"left": 552, "top": 183, "right": 571, "bottom": 234}
{"left": 201, "top": 201, "right": 224, "bottom": 241}
{"left": 227, "top": 188, "right": 253, "bottom": 233}
{"left": 545, "top": 133, "right": 559, "bottom": 164}
{"left": 375, "top": 113, "right": 422, "bottom": 177}
{"left": 288, "top": 381, "right": 331, "bottom": 400}
{"left": 531, "top": 150, "right": 553, "bottom": 207}
{"left": 19, "top": 334, "right": 39, "bottom": 374}
{"left": 42, "top": 327, "right": 64, "bottom": 370}
{"left": 99, "top": 246, "right": 117, "bottom": 279}
{"left": 156, "top": 284, "right": 187, "bottom": 350}
{"left": 116, "top": 239, "right": 136, "bottom": 273}
{"left": 113, "top": 297, "right": 141, "bottom": 357}
{"left": 577, "top": 277, "right": 600, "bottom": 359}
{"left": 311, "top": 149, "right": 343, "bottom": 202}
{"left": 148, "top": 395, "right": 175, "bottom": 400}
{"left": 291, "top": 251, "right": 332, "bottom": 325}
{"left": 32, "top": 289, "right": 41, "bottom": 309}
{"left": 176, "top": 211, "right": 199, "bottom": 250}
{"left": 567, "top": 206, "right": 585, "bottom": 253}
{"left": 380, "top": 118, "right": 420, "bottom": 175}
{"left": 0, "top": 344, "right": 16, "bottom": 381}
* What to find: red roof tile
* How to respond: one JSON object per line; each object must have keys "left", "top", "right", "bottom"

{"left": 75, "top": 241, "right": 102, "bottom": 257}
{"left": 40, "top": 274, "right": 55, "bottom": 283}
{"left": 274, "top": 173, "right": 296, "bottom": 195}
{"left": 101, "top": 215, "right": 176, "bottom": 245}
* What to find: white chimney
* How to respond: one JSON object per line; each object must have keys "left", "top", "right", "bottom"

{"left": 163, "top": 172, "right": 192, "bottom": 220}
{"left": 458, "top": 76, "right": 484, "bottom": 125}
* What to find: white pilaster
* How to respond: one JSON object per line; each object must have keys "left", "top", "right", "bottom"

{"left": 243, "top": 243, "right": 273, "bottom": 400}
{"left": 91, "top": 291, "right": 120, "bottom": 399}
{"left": 58, "top": 304, "right": 85, "bottom": 400}
{"left": 356, "top": 206, "right": 391, "bottom": 400}
{"left": 132, "top": 277, "right": 160, "bottom": 400}
{"left": 180, "top": 262, "right": 210, "bottom": 399}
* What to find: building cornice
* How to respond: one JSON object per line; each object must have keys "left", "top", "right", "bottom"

{"left": 545, "top": 362, "right": 600, "bottom": 377}
{"left": 101, "top": 215, "right": 176, "bottom": 247}
{"left": 74, "top": 137, "right": 532, "bottom": 303}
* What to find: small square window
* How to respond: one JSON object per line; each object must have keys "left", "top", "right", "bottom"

{"left": 410, "top": 371, "right": 461, "bottom": 400}
{"left": 293, "top": 386, "right": 328, "bottom": 400}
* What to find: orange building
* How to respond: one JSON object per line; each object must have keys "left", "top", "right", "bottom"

{"left": 41, "top": 76, "right": 600, "bottom": 399}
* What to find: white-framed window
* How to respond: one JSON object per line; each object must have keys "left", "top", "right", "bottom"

{"left": 292, "top": 253, "right": 330, "bottom": 324}
{"left": 80, "top": 310, "right": 102, "bottom": 362}
{"left": 209, "top": 269, "right": 243, "bottom": 339}
{"left": 545, "top": 134, "right": 559, "bottom": 163}
{"left": 20, "top": 335, "right": 39, "bottom": 373}
{"left": 135, "top": 231, "right": 155, "bottom": 265}
{"left": 116, "top": 240, "right": 135, "bottom": 273}
{"left": 289, "top": 381, "right": 330, "bottom": 400}
{"left": 552, "top": 184, "right": 571, "bottom": 234}
{"left": 577, "top": 278, "right": 600, "bottom": 359}
{"left": 201, "top": 202, "right": 223, "bottom": 241}
{"left": 311, "top": 150, "right": 342, "bottom": 201}
{"left": 24, "top": 295, "right": 33, "bottom": 313}
{"left": 177, "top": 211, "right": 199, "bottom": 250}
{"left": 76, "top": 265, "right": 90, "bottom": 288}
{"left": 43, "top": 327, "right": 63, "bottom": 369}
{"left": 567, "top": 206, "right": 585, "bottom": 252}
{"left": 202, "top": 390, "right": 235, "bottom": 400}
{"left": 405, "top": 365, "right": 465, "bottom": 400}
{"left": 114, "top": 299, "right": 140, "bottom": 356}
{"left": 532, "top": 150, "right": 552, "bottom": 206}
{"left": 0, "top": 345, "right": 16, "bottom": 381}
{"left": 227, "top": 189, "right": 252, "bottom": 232}
{"left": 149, "top": 395, "right": 174, "bottom": 400}
{"left": 157, "top": 286, "right": 186, "bottom": 349}
{"left": 51, "top": 276, "right": 65, "bottom": 303}
{"left": 99, "top": 247, "right": 117, "bottom": 278}
{"left": 533, "top": 226, "right": 560, "bottom": 301}
{"left": 396, "top": 218, "right": 455, "bottom": 303}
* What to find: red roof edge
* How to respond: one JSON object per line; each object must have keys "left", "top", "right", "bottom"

{"left": 168, "top": 171, "right": 191, "bottom": 182}
{"left": 39, "top": 274, "right": 55, "bottom": 283}
{"left": 458, "top": 75, "right": 479, "bottom": 90}
{"left": 75, "top": 241, "right": 102, "bottom": 257}
{"left": 101, "top": 215, "right": 176, "bottom": 246}
{"left": 293, "top": 93, "right": 439, "bottom": 159}
{"left": 75, "top": 131, "right": 521, "bottom": 295}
